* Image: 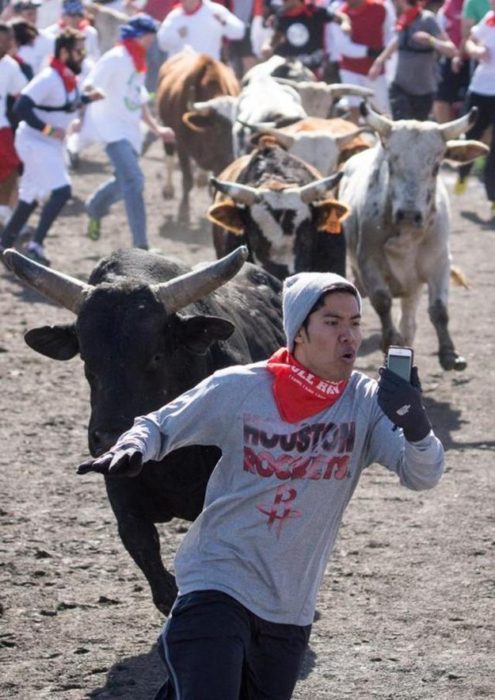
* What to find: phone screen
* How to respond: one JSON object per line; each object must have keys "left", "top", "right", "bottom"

{"left": 387, "top": 353, "right": 412, "bottom": 382}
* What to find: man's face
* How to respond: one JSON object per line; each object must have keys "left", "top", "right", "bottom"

{"left": 293, "top": 291, "right": 362, "bottom": 382}
{"left": 181, "top": 0, "right": 201, "bottom": 12}
{"left": 0, "top": 30, "right": 12, "bottom": 57}
{"left": 19, "top": 7, "right": 38, "bottom": 24}
{"left": 63, "top": 13, "right": 84, "bottom": 29}
{"left": 65, "top": 39, "right": 86, "bottom": 74}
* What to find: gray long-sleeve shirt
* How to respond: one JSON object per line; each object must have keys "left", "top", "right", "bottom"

{"left": 114, "top": 362, "right": 444, "bottom": 626}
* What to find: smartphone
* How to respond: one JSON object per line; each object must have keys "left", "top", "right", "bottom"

{"left": 386, "top": 346, "right": 413, "bottom": 383}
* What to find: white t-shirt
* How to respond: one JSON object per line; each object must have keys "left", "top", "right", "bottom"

{"left": 18, "top": 65, "right": 79, "bottom": 134}
{"left": 0, "top": 55, "right": 28, "bottom": 129}
{"left": 469, "top": 12, "right": 495, "bottom": 95}
{"left": 157, "top": 0, "right": 245, "bottom": 60}
{"left": 18, "top": 31, "right": 55, "bottom": 75}
{"left": 82, "top": 46, "right": 149, "bottom": 153}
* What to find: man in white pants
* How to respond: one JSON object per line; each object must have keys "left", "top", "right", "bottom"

{"left": 0, "top": 27, "right": 101, "bottom": 265}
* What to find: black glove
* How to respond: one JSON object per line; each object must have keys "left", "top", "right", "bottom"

{"left": 377, "top": 366, "right": 432, "bottom": 442}
{"left": 367, "top": 46, "right": 384, "bottom": 59}
{"left": 77, "top": 446, "right": 144, "bottom": 478}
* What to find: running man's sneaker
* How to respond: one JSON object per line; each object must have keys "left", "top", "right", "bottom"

{"left": 453, "top": 178, "right": 468, "bottom": 195}
{"left": 25, "top": 242, "right": 50, "bottom": 267}
{"left": 87, "top": 217, "right": 101, "bottom": 241}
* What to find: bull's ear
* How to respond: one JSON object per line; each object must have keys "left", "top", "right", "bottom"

{"left": 24, "top": 325, "right": 79, "bottom": 360}
{"left": 312, "top": 199, "right": 350, "bottom": 234}
{"left": 178, "top": 315, "right": 235, "bottom": 355}
{"left": 444, "top": 139, "right": 489, "bottom": 164}
{"left": 207, "top": 200, "right": 245, "bottom": 235}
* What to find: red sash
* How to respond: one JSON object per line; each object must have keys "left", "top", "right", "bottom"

{"left": 50, "top": 57, "right": 77, "bottom": 92}
{"left": 396, "top": 4, "right": 422, "bottom": 32}
{"left": 266, "top": 348, "right": 347, "bottom": 423}
{"left": 485, "top": 11, "right": 495, "bottom": 27}
{"left": 120, "top": 39, "right": 147, "bottom": 73}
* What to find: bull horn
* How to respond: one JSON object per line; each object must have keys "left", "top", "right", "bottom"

{"left": 439, "top": 107, "right": 478, "bottom": 141}
{"left": 153, "top": 246, "right": 249, "bottom": 314}
{"left": 360, "top": 101, "right": 392, "bottom": 138}
{"left": 334, "top": 126, "right": 367, "bottom": 148}
{"left": 2, "top": 248, "right": 91, "bottom": 314}
{"left": 296, "top": 172, "right": 344, "bottom": 204}
{"left": 327, "top": 83, "right": 374, "bottom": 99}
{"left": 209, "top": 177, "right": 259, "bottom": 206}
{"left": 190, "top": 100, "right": 212, "bottom": 116}
{"left": 239, "top": 122, "right": 295, "bottom": 149}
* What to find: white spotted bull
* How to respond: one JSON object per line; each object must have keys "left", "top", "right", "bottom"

{"left": 339, "top": 103, "right": 488, "bottom": 370}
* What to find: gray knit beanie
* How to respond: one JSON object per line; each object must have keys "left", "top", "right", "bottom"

{"left": 282, "top": 272, "right": 362, "bottom": 351}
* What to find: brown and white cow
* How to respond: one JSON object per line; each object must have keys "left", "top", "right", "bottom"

{"left": 208, "top": 142, "right": 350, "bottom": 279}
{"left": 157, "top": 49, "right": 240, "bottom": 223}
{"left": 339, "top": 103, "right": 488, "bottom": 371}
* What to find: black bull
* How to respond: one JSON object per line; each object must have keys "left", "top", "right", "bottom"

{"left": 4, "top": 247, "right": 284, "bottom": 615}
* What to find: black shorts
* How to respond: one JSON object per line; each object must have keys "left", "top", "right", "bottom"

{"left": 436, "top": 57, "right": 471, "bottom": 104}
{"left": 228, "top": 26, "right": 254, "bottom": 59}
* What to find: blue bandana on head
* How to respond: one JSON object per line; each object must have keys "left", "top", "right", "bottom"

{"left": 62, "top": 0, "right": 84, "bottom": 15}
{"left": 119, "top": 13, "right": 158, "bottom": 40}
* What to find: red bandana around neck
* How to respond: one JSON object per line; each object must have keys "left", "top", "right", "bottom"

{"left": 395, "top": 4, "right": 422, "bottom": 32}
{"left": 50, "top": 56, "right": 77, "bottom": 91}
{"left": 120, "top": 38, "right": 147, "bottom": 73}
{"left": 58, "top": 17, "right": 89, "bottom": 29}
{"left": 485, "top": 11, "right": 495, "bottom": 26}
{"left": 266, "top": 348, "right": 348, "bottom": 423}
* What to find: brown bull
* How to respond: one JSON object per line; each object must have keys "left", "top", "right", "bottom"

{"left": 156, "top": 50, "right": 240, "bottom": 224}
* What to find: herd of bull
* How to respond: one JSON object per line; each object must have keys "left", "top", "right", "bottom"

{"left": 2, "top": 50, "right": 489, "bottom": 615}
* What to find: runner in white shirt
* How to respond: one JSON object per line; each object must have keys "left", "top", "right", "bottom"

{"left": 45, "top": 0, "right": 100, "bottom": 63}
{"left": 0, "top": 27, "right": 102, "bottom": 264}
{"left": 157, "top": 0, "right": 245, "bottom": 61}
{"left": 0, "top": 22, "right": 27, "bottom": 225}
{"left": 83, "top": 14, "right": 174, "bottom": 249}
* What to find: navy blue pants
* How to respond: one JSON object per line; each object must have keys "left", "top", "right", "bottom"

{"left": 154, "top": 590, "right": 311, "bottom": 700}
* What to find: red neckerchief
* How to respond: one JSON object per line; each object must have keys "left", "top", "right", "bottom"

{"left": 283, "top": 4, "right": 313, "bottom": 18}
{"left": 266, "top": 348, "right": 348, "bottom": 423}
{"left": 485, "top": 11, "right": 495, "bottom": 26}
{"left": 119, "top": 39, "right": 147, "bottom": 73}
{"left": 50, "top": 56, "right": 77, "bottom": 91}
{"left": 395, "top": 4, "right": 422, "bottom": 31}
{"left": 58, "top": 18, "right": 89, "bottom": 29}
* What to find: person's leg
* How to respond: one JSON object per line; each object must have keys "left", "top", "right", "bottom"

{"left": 31, "top": 185, "right": 71, "bottom": 247}
{"left": 1, "top": 199, "right": 37, "bottom": 249}
{"left": 105, "top": 139, "right": 148, "bottom": 249}
{"left": 482, "top": 97, "right": 495, "bottom": 207}
{"left": 411, "top": 93, "right": 434, "bottom": 121}
{"left": 243, "top": 616, "right": 311, "bottom": 700}
{"left": 157, "top": 590, "right": 250, "bottom": 700}
{"left": 389, "top": 83, "right": 413, "bottom": 120}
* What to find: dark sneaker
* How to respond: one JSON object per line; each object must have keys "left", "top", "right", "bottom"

{"left": 25, "top": 243, "right": 50, "bottom": 267}
{"left": 87, "top": 218, "right": 101, "bottom": 241}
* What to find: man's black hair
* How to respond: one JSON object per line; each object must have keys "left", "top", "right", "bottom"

{"left": 301, "top": 286, "right": 360, "bottom": 333}
{"left": 54, "top": 26, "right": 84, "bottom": 59}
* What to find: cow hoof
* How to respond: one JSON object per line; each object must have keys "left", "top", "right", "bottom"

{"left": 162, "top": 185, "right": 174, "bottom": 200}
{"left": 439, "top": 351, "right": 467, "bottom": 371}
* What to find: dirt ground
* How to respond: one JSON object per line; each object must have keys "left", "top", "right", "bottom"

{"left": 0, "top": 138, "right": 494, "bottom": 700}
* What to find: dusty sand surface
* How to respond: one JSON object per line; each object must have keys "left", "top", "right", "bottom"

{"left": 1, "top": 139, "right": 494, "bottom": 699}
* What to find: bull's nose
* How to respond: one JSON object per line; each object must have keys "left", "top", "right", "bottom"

{"left": 91, "top": 430, "right": 122, "bottom": 456}
{"left": 395, "top": 209, "right": 423, "bottom": 226}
